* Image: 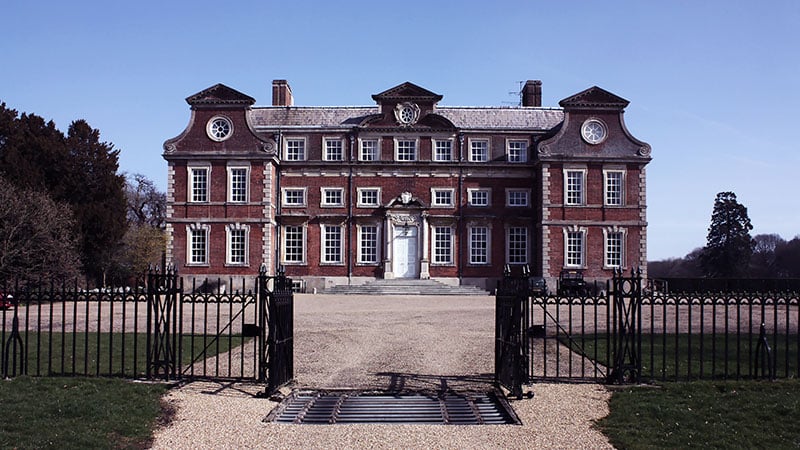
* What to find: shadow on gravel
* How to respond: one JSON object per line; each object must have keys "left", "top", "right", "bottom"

{"left": 374, "top": 372, "right": 496, "bottom": 395}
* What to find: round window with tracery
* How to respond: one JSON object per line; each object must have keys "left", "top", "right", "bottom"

{"left": 207, "top": 116, "right": 233, "bottom": 141}
{"left": 581, "top": 118, "right": 607, "bottom": 145}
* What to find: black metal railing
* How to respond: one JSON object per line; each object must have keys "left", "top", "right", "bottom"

{"left": 1, "top": 271, "right": 278, "bottom": 383}
{"left": 527, "top": 284, "right": 799, "bottom": 383}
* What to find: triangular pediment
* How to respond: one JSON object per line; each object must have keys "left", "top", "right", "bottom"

{"left": 372, "top": 82, "right": 443, "bottom": 103}
{"left": 559, "top": 86, "right": 629, "bottom": 109}
{"left": 186, "top": 83, "right": 256, "bottom": 107}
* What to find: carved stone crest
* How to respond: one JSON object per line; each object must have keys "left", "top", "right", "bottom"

{"left": 394, "top": 102, "right": 420, "bottom": 126}
{"left": 400, "top": 191, "right": 413, "bottom": 205}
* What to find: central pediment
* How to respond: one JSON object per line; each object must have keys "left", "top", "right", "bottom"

{"left": 372, "top": 82, "right": 443, "bottom": 103}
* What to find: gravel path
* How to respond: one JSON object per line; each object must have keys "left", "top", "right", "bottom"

{"left": 151, "top": 294, "right": 613, "bottom": 449}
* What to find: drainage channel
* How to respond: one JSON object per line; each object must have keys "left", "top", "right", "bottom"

{"left": 266, "top": 390, "right": 520, "bottom": 425}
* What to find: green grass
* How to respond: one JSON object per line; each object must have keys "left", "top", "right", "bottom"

{"left": 598, "top": 380, "right": 800, "bottom": 449}
{"left": 2, "top": 331, "right": 251, "bottom": 377}
{"left": 0, "top": 376, "right": 169, "bottom": 450}
{"left": 561, "top": 333, "right": 799, "bottom": 380}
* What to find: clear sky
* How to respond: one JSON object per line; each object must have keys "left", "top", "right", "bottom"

{"left": 2, "top": 0, "right": 798, "bottom": 261}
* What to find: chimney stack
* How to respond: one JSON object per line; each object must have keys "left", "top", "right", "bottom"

{"left": 521, "top": 80, "right": 542, "bottom": 107}
{"left": 272, "top": 79, "right": 293, "bottom": 106}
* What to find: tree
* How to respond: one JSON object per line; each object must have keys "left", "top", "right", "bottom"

{"left": 0, "top": 176, "right": 81, "bottom": 281}
{"left": 774, "top": 237, "right": 800, "bottom": 278}
{"left": 125, "top": 173, "right": 166, "bottom": 228}
{"left": 699, "top": 191, "right": 755, "bottom": 278}
{"left": 62, "top": 120, "right": 128, "bottom": 285}
{"left": 749, "top": 233, "right": 786, "bottom": 277}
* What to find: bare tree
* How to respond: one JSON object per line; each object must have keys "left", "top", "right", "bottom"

{"left": 0, "top": 176, "right": 81, "bottom": 281}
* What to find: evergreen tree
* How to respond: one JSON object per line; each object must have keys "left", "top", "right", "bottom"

{"left": 63, "top": 120, "right": 127, "bottom": 285}
{"left": 700, "top": 191, "right": 755, "bottom": 278}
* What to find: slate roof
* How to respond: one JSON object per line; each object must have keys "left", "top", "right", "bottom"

{"left": 249, "top": 106, "right": 564, "bottom": 131}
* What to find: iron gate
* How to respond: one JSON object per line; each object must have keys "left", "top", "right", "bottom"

{"left": 146, "top": 268, "right": 294, "bottom": 393}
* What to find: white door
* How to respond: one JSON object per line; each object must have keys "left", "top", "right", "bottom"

{"left": 393, "top": 226, "right": 419, "bottom": 278}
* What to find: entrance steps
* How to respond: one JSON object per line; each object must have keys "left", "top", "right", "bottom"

{"left": 322, "top": 278, "right": 490, "bottom": 296}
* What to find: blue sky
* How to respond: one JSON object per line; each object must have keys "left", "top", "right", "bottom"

{"left": 2, "top": 0, "right": 798, "bottom": 261}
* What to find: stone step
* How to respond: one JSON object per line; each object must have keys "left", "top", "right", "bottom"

{"left": 322, "top": 279, "right": 490, "bottom": 296}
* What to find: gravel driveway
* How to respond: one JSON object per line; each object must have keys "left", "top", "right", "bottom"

{"left": 151, "top": 294, "right": 612, "bottom": 449}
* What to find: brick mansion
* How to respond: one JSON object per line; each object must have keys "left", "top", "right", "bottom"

{"left": 163, "top": 79, "right": 651, "bottom": 291}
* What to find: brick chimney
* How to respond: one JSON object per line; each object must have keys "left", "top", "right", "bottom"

{"left": 521, "top": 80, "right": 542, "bottom": 107}
{"left": 272, "top": 80, "right": 293, "bottom": 106}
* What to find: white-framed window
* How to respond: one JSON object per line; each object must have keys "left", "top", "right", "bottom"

{"left": 604, "top": 170, "right": 625, "bottom": 206}
{"left": 431, "top": 188, "right": 455, "bottom": 207}
{"left": 604, "top": 229, "right": 626, "bottom": 269}
{"left": 188, "top": 166, "right": 210, "bottom": 203}
{"left": 469, "top": 139, "right": 489, "bottom": 162}
{"left": 357, "top": 188, "right": 381, "bottom": 207}
{"left": 506, "top": 189, "right": 530, "bottom": 207}
{"left": 282, "top": 188, "right": 307, "bottom": 207}
{"left": 432, "top": 226, "right": 454, "bottom": 265}
{"left": 283, "top": 225, "right": 306, "bottom": 264}
{"left": 433, "top": 139, "right": 453, "bottom": 162}
{"left": 324, "top": 138, "right": 344, "bottom": 161}
{"left": 226, "top": 224, "right": 249, "bottom": 265}
{"left": 507, "top": 226, "right": 528, "bottom": 264}
{"left": 565, "top": 169, "right": 586, "bottom": 206}
{"left": 358, "top": 224, "right": 380, "bottom": 264}
{"left": 469, "top": 226, "right": 490, "bottom": 265}
{"left": 359, "top": 139, "right": 379, "bottom": 161}
{"left": 468, "top": 188, "right": 491, "bottom": 207}
{"left": 321, "top": 224, "right": 344, "bottom": 264}
{"left": 186, "top": 224, "right": 210, "bottom": 265}
{"left": 395, "top": 138, "right": 417, "bottom": 161}
{"left": 227, "top": 166, "right": 248, "bottom": 203}
{"left": 321, "top": 188, "right": 345, "bottom": 207}
{"left": 564, "top": 227, "right": 586, "bottom": 268}
{"left": 506, "top": 140, "right": 528, "bottom": 163}
{"left": 284, "top": 138, "right": 306, "bottom": 161}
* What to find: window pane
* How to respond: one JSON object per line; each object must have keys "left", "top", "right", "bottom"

{"left": 360, "top": 225, "right": 378, "bottom": 263}
{"left": 433, "top": 226, "right": 452, "bottom": 264}
{"left": 470, "top": 140, "right": 488, "bottom": 162}
{"left": 191, "top": 168, "right": 208, "bottom": 202}
{"left": 434, "top": 140, "right": 452, "bottom": 161}
{"left": 284, "top": 226, "right": 304, "bottom": 262}
{"left": 190, "top": 228, "right": 207, "bottom": 264}
{"left": 326, "top": 140, "right": 343, "bottom": 161}
{"left": 508, "top": 227, "right": 527, "bottom": 264}
{"left": 470, "top": 190, "right": 489, "bottom": 206}
{"left": 360, "top": 140, "right": 378, "bottom": 161}
{"left": 323, "top": 226, "right": 342, "bottom": 263}
{"left": 507, "top": 141, "right": 527, "bottom": 162}
{"left": 606, "top": 232, "right": 623, "bottom": 267}
{"left": 229, "top": 168, "right": 247, "bottom": 202}
{"left": 286, "top": 139, "right": 305, "bottom": 161}
{"left": 606, "top": 172, "right": 623, "bottom": 206}
{"left": 566, "top": 171, "right": 583, "bottom": 205}
{"left": 229, "top": 228, "right": 246, "bottom": 264}
{"left": 470, "top": 227, "right": 488, "bottom": 264}
{"left": 397, "top": 140, "right": 416, "bottom": 161}
{"left": 566, "top": 232, "right": 583, "bottom": 267}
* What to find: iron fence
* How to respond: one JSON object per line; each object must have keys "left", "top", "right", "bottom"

{"left": 528, "top": 288, "right": 799, "bottom": 383}
{"left": 0, "top": 273, "right": 268, "bottom": 382}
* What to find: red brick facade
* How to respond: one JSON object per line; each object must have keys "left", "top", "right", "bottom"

{"left": 163, "top": 80, "right": 650, "bottom": 291}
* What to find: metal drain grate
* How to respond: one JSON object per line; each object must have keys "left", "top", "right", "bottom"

{"left": 266, "top": 391, "right": 519, "bottom": 425}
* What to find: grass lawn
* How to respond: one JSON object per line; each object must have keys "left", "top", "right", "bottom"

{"left": 598, "top": 379, "right": 800, "bottom": 449}
{"left": 561, "top": 333, "right": 798, "bottom": 380}
{"left": 0, "top": 377, "right": 169, "bottom": 450}
{"left": 5, "top": 332, "right": 251, "bottom": 377}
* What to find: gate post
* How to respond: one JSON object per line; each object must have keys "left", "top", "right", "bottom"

{"left": 258, "top": 266, "right": 295, "bottom": 396}
{"left": 257, "top": 266, "right": 269, "bottom": 383}
{"left": 607, "top": 268, "right": 642, "bottom": 384}
{"left": 146, "top": 267, "right": 180, "bottom": 380}
{"left": 494, "top": 265, "right": 530, "bottom": 399}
